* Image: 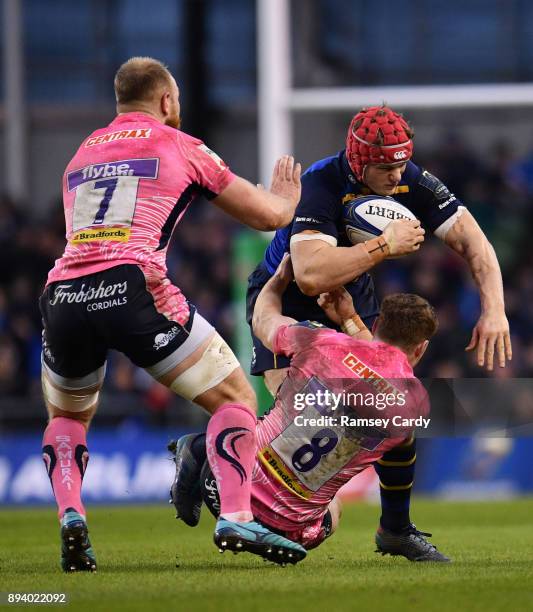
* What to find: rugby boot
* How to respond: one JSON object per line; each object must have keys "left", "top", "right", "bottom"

{"left": 60, "top": 508, "right": 97, "bottom": 572}
{"left": 375, "top": 523, "right": 451, "bottom": 562}
{"left": 214, "top": 518, "right": 307, "bottom": 566}
{"left": 168, "top": 434, "right": 205, "bottom": 526}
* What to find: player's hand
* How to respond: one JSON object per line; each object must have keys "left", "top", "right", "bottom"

{"left": 317, "top": 287, "right": 356, "bottom": 325}
{"left": 269, "top": 155, "right": 302, "bottom": 207}
{"left": 273, "top": 253, "right": 294, "bottom": 289}
{"left": 382, "top": 219, "right": 425, "bottom": 256}
{"left": 466, "top": 310, "right": 512, "bottom": 371}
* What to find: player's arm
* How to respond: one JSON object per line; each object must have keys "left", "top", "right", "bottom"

{"left": 291, "top": 221, "right": 424, "bottom": 296}
{"left": 252, "top": 254, "right": 297, "bottom": 351}
{"left": 213, "top": 155, "right": 301, "bottom": 231}
{"left": 443, "top": 208, "right": 512, "bottom": 370}
{"left": 410, "top": 164, "right": 511, "bottom": 371}
{"left": 317, "top": 287, "right": 373, "bottom": 341}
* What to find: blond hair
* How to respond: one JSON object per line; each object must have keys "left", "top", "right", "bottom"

{"left": 114, "top": 57, "right": 172, "bottom": 105}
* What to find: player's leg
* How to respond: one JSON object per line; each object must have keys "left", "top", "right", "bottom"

{"left": 374, "top": 435, "right": 417, "bottom": 533}
{"left": 42, "top": 364, "right": 102, "bottom": 516}
{"left": 118, "top": 269, "right": 306, "bottom": 563}
{"left": 195, "top": 460, "right": 305, "bottom": 565}
{"left": 363, "top": 300, "right": 449, "bottom": 561}
{"left": 156, "top": 331, "right": 259, "bottom": 523}
{"left": 41, "top": 362, "right": 104, "bottom": 572}
{"left": 39, "top": 276, "right": 110, "bottom": 572}
{"left": 198, "top": 461, "right": 339, "bottom": 554}
{"left": 291, "top": 498, "right": 342, "bottom": 551}
{"left": 106, "top": 267, "right": 256, "bottom": 525}
{"left": 374, "top": 436, "right": 450, "bottom": 562}
{"left": 167, "top": 432, "right": 206, "bottom": 526}
{"left": 157, "top": 336, "right": 306, "bottom": 563}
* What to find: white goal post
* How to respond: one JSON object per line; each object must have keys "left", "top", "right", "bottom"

{"left": 256, "top": 0, "right": 533, "bottom": 185}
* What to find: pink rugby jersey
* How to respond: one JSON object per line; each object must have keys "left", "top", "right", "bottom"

{"left": 251, "top": 324, "right": 429, "bottom": 531}
{"left": 47, "top": 112, "right": 236, "bottom": 324}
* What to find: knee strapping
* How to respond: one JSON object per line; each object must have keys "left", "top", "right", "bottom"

{"left": 169, "top": 333, "right": 240, "bottom": 401}
{"left": 42, "top": 370, "right": 99, "bottom": 413}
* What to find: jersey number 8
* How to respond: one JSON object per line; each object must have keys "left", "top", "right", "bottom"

{"left": 291, "top": 428, "right": 339, "bottom": 473}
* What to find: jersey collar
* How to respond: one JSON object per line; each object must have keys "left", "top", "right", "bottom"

{"left": 341, "top": 149, "right": 410, "bottom": 196}
{"left": 341, "top": 150, "right": 356, "bottom": 182}
{"left": 376, "top": 341, "right": 414, "bottom": 375}
{"left": 110, "top": 112, "right": 162, "bottom": 127}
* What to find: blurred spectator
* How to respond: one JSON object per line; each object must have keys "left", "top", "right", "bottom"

{"left": 507, "top": 140, "right": 533, "bottom": 197}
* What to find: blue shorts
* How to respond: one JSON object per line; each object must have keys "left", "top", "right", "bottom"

{"left": 245, "top": 261, "right": 379, "bottom": 376}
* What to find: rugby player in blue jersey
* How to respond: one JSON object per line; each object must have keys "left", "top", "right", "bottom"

{"left": 244, "top": 105, "right": 512, "bottom": 561}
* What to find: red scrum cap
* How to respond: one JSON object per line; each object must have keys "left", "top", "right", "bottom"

{"left": 346, "top": 105, "right": 414, "bottom": 182}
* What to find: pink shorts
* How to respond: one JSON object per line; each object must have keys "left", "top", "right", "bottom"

{"left": 251, "top": 498, "right": 333, "bottom": 550}
{"left": 282, "top": 515, "right": 331, "bottom": 550}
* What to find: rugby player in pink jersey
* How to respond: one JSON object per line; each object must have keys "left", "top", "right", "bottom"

{"left": 170, "top": 256, "right": 449, "bottom": 561}
{"left": 39, "top": 57, "right": 305, "bottom": 572}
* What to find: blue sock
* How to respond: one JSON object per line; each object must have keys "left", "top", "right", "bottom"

{"left": 374, "top": 437, "right": 416, "bottom": 532}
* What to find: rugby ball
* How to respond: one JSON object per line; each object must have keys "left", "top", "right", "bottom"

{"left": 343, "top": 195, "right": 417, "bottom": 244}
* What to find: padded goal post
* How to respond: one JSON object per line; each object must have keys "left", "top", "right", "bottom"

{"left": 232, "top": 231, "right": 272, "bottom": 414}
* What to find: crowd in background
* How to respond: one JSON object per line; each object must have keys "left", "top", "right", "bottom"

{"left": 375, "top": 136, "right": 533, "bottom": 380}
{"left": 1, "top": 134, "right": 532, "bottom": 426}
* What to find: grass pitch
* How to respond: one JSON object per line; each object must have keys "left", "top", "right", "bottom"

{"left": 1, "top": 499, "right": 532, "bottom": 612}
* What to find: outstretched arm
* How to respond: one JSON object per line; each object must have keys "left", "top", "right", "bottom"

{"left": 443, "top": 208, "right": 512, "bottom": 370}
{"left": 252, "top": 255, "right": 297, "bottom": 351}
{"left": 213, "top": 155, "right": 301, "bottom": 231}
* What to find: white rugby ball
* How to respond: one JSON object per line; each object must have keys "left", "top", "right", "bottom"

{"left": 343, "top": 195, "right": 417, "bottom": 244}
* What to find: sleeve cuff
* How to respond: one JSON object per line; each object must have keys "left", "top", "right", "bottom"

{"left": 290, "top": 232, "right": 338, "bottom": 247}
{"left": 433, "top": 206, "right": 467, "bottom": 240}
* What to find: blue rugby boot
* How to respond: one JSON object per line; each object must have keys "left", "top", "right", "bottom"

{"left": 214, "top": 519, "right": 307, "bottom": 566}
{"left": 60, "top": 508, "right": 97, "bottom": 572}
{"left": 168, "top": 434, "right": 205, "bottom": 527}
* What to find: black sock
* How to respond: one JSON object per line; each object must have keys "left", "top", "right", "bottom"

{"left": 374, "top": 436, "right": 416, "bottom": 532}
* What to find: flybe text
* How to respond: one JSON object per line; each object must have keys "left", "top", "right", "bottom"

{"left": 67, "top": 158, "right": 159, "bottom": 191}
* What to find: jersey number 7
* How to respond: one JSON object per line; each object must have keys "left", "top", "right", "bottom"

{"left": 67, "top": 158, "right": 159, "bottom": 232}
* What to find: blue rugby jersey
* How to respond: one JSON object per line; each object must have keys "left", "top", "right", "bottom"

{"left": 265, "top": 151, "right": 461, "bottom": 273}
{"left": 259, "top": 151, "right": 462, "bottom": 327}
